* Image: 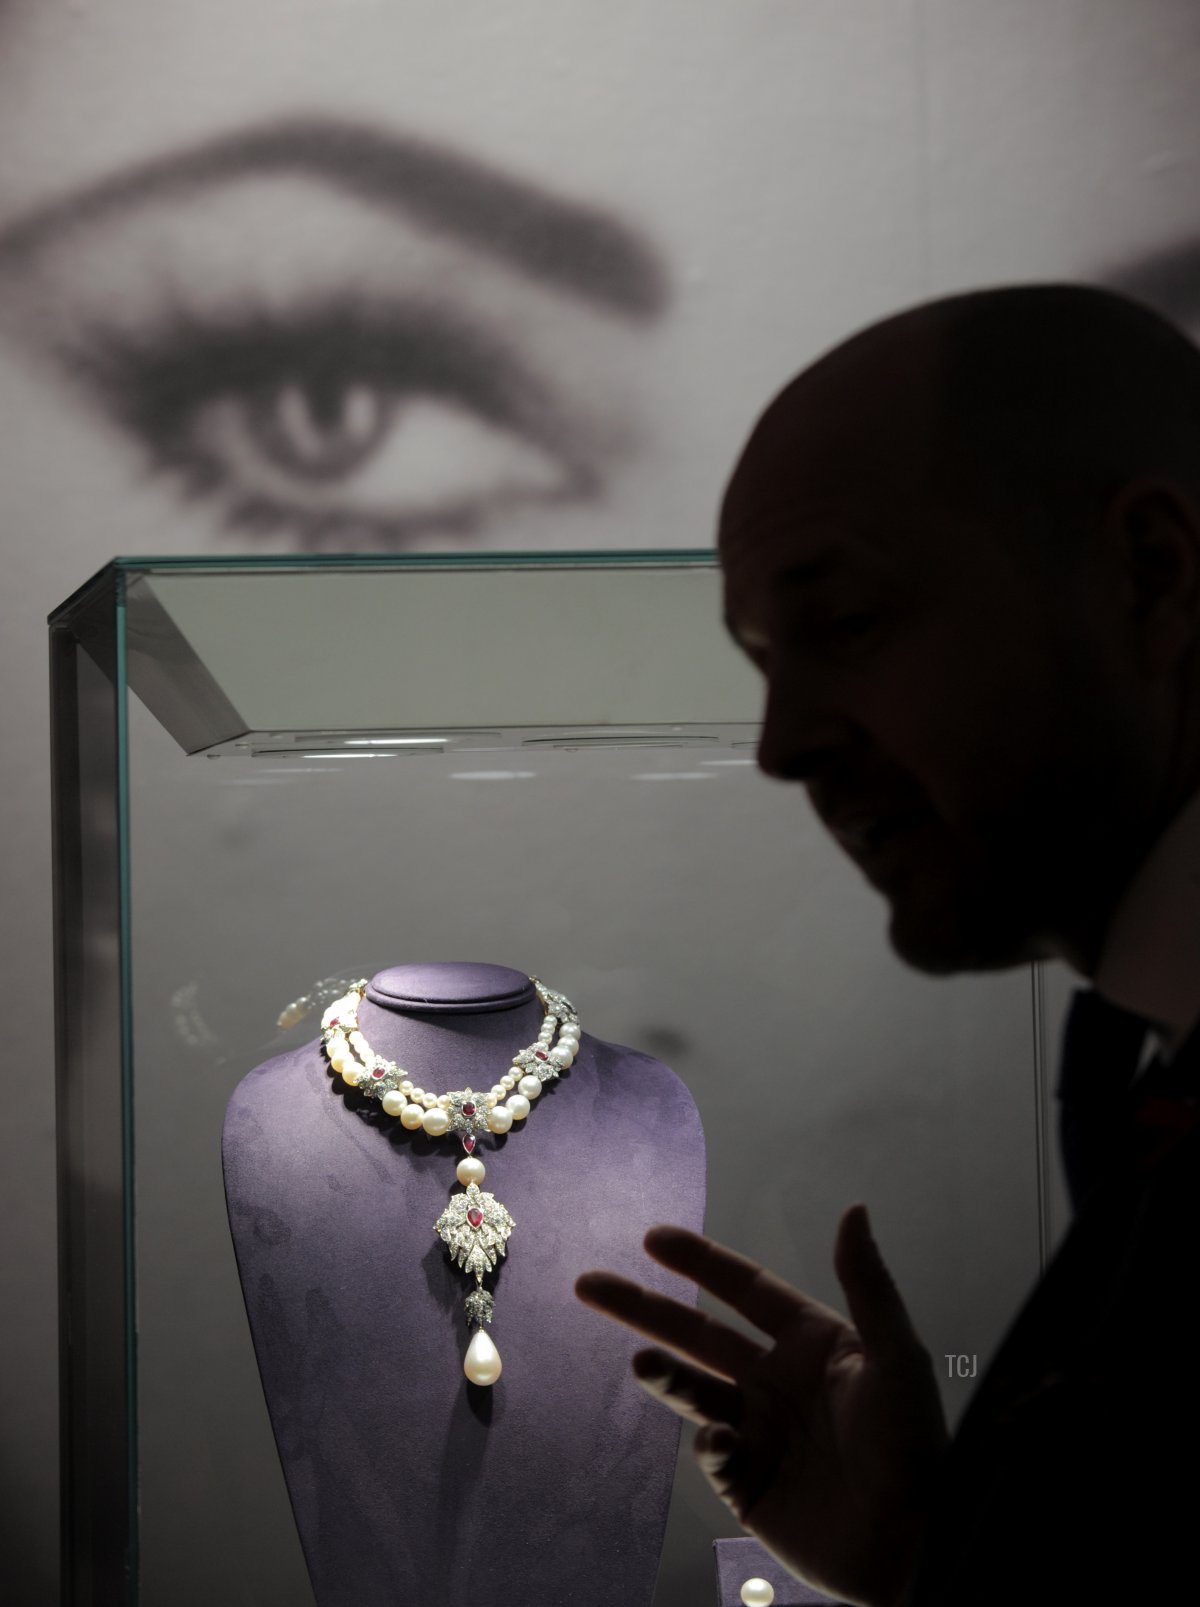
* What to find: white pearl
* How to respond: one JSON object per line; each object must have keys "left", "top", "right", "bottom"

{"left": 464, "top": 1328, "right": 502, "bottom": 1386}
{"left": 490, "top": 1084, "right": 506, "bottom": 1098}
{"left": 341, "top": 1066, "right": 362, "bottom": 1087}
{"left": 505, "top": 1094, "right": 531, "bottom": 1120}
{"left": 739, "top": 1580, "right": 774, "bottom": 1607}
{"left": 381, "top": 1090, "right": 406, "bottom": 1117}
{"left": 456, "top": 1157, "right": 486, "bottom": 1186}
{"left": 409, "top": 1087, "right": 425, "bottom": 1102}
{"left": 549, "top": 1045, "right": 574, "bottom": 1068}
{"left": 559, "top": 1030, "right": 581, "bottom": 1048}
{"left": 501, "top": 1074, "right": 517, "bottom": 1091}
{"left": 517, "top": 1075, "right": 542, "bottom": 1100}
{"left": 422, "top": 1107, "right": 450, "bottom": 1136}
{"left": 400, "top": 1104, "right": 426, "bottom": 1130}
{"left": 487, "top": 1105, "right": 513, "bottom": 1133}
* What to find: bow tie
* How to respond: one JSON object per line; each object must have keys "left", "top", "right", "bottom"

{"left": 1056, "top": 988, "right": 1151, "bottom": 1213}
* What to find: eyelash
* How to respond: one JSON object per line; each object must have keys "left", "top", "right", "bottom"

{"left": 58, "top": 297, "right": 596, "bottom": 547}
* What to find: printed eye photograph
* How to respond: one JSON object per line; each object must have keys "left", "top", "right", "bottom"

{"left": 3, "top": 4, "right": 1200, "bottom": 1606}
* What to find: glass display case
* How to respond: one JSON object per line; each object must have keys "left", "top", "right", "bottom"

{"left": 50, "top": 554, "right": 1058, "bottom": 1607}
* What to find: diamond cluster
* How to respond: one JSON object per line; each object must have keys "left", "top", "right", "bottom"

{"left": 464, "top": 1288, "right": 496, "bottom": 1327}
{"left": 436, "top": 1184, "right": 515, "bottom": 1278}
{"left": 446, "top": 1091, "right": 491, "bottom": 1135}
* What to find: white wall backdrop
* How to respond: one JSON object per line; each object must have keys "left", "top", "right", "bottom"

{"left": 2, "top": 2, "right": 1199, "bottom": 1601}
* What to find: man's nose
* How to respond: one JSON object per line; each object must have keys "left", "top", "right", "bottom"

{"left": 755, "top": 674, "right": 854, "bottom": 782}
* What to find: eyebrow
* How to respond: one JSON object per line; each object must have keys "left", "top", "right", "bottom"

{"left": 721, "top": 555, "right": 845, "bottom": 648}
{"left": 0, "top": 114, "right": 670, "bottom": 319}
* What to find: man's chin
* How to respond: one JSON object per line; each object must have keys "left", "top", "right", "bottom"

{"left": 884, "top": 899, "right": 1046, "bottom": 976}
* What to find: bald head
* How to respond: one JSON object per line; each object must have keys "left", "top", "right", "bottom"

{"left": 721, "top": 283, "right": 1200, "bottom": 559}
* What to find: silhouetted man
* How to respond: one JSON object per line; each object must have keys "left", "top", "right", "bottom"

{"left": 577, "top": 284, "right": 1200, "bottom": 1606}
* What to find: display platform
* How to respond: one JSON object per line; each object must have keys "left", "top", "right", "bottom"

{"left": 51, "top": 554, "right": 1054, "bottom": 1607}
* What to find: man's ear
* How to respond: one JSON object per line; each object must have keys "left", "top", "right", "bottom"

{"left": 1103, "top": 477, "right": 1200, "bottom": 675}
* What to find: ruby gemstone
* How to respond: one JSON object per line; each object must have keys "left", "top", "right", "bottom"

{"left": 467, "top": 1208, "right": 484, "bottom": 1227}
{"left": 371, "top": 1068, "right": 384, "bottom": 1078}
{"left": 462, "top": 1136, "right": 476, "bottom": 1153}
{"left": 462, "top": 1102, "right": 476, "bottom": 1115}
{"left": 535, "top": 1051, "right": 548, "bottom": 1061}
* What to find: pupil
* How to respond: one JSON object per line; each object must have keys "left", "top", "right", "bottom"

{"left": 249, "top": 378, "right": 393, "bottom": 482}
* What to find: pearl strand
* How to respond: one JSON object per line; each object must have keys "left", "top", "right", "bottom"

{"left": 320, "top": 980, "right": 580, "bottom": 1144}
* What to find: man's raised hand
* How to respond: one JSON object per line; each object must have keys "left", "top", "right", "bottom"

{"left": 574, "top": 1205, "right": 949, "bottom": 1607}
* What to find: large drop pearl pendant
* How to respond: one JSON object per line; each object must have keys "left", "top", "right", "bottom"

{"left": 464, "top": 1327, "right": 503, "bottom": 1386}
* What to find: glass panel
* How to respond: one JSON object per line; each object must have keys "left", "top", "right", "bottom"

{"left": 119, "top": 556, "right": 760, "bottom": 754}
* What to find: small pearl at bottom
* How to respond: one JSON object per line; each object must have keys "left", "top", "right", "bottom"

{"left": 456, "top": 1156, "right": 486, "bottom": 1186}
{"left": 464, "top": 1327, "right": 502, "bottom": 1386}
{"left": 740, "top": 1579, "right": 774, "bottom": 1607}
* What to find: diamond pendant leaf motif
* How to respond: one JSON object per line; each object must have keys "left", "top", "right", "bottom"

{"left": 435, "top": 1183, "right": 515, "bottom": 1278}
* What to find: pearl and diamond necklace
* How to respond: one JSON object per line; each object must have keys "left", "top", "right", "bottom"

{"left": 321, "top": 976, "right": 580, "bottom": 1387}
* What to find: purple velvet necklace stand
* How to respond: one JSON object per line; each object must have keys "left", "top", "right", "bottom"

{"left": 223, "top": 962, "right": 706, "bottom": 1607}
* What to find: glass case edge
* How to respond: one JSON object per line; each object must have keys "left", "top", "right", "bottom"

{"left": 50, "top": 570, "right": 137, "bottom": 1605}
{"left": 108, "top": 548, "right": 721, "bottom": 575}
{"left": 114, "top": 575, "right": 140, "bottom": 1600}
{"left": 50, "top": 552, "right": 723, "bottom": 627}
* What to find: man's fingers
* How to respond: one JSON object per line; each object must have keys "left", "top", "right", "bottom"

{"left": 631, "top": 1347, "right": 744, "bottom": 1427}
{"left": 574, "top": 1270, "right": 766, "bottom": 1378}
{"left": 832, "top": 1203, "right": 921, "bottom": 1360}
{"left": 641, "top": 1224, "right": 826, "bottom": 1339}
{"left": 693, "top": 1423, "right": 754, "bottom": 1519}
{"left": 581, "top": 1211, "right": 917, "bottom": 1384}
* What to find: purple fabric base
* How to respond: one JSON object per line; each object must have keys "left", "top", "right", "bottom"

{"left": 224, "top": 963, "right": 706, "bottom": 1607}
{"left": 713, "top": 1540, "right": 848, "bottom": 1606}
